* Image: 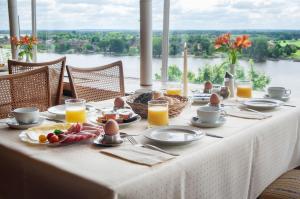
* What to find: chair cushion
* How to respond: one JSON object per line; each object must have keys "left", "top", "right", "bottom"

{"left": 259, "top": 169, "right": 300, "bottom": 199}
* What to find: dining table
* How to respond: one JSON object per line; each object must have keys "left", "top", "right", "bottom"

{"left": 0, "top": 94, "right": 300, "bottom": 199}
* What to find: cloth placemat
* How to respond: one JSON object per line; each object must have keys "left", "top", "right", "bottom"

{"left": 226, "top": 108, "right": 272, "bottom": 120}
{"left": 101, "top": 146, "right": 175, "bottom": 166}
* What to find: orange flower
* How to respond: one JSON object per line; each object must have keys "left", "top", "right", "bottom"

{"left": 10, "top": 36, "right": 19, "bottom": 45}
{"left": 31, "top": 36, "right": 38, "bottom": 44}
{"left": 20, "top": 35, "right": 30, "bottom": 45}
{"left": 214, "top": 33, "right": 231, "bottom": 49}
{"left": 234, "top": 35, "right": 251, "bottom": 49}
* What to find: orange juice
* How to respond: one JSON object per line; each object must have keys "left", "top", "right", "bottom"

{"left": 237, "top": 86, "right": 252, "bottom": 98}
{"left": 148, "top": 106, "right": 169, "bottom": 126}
{"left": 166, "top": 88, "right": 181, "bottom": 96}
{"left": 65, "top": 108, "right": 87, "bottom": 123}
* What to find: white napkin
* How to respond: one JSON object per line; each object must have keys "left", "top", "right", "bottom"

{"left": 101, "top": 146, "right": 175, "bottom": 166}
{"left": 226, "top": 108, "right": 272, "bottom": 120}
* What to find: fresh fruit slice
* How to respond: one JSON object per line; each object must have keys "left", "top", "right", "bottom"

{"left": 38, "top": 135, "right": 47, "bottom": 143}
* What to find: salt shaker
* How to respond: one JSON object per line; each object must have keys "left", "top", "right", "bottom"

{"left": 224, "top": 72, "right": 235, "bottom": 98}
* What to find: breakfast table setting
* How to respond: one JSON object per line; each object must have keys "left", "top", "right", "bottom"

{"left": 0, "top": 79, "right": 300, "bottom": 199}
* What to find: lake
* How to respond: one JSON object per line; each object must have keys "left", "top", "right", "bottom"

{"left": 38, "top": 53, "right": 300, "bottom": 96}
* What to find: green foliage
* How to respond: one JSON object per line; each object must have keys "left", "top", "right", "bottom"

{"left": 244, "top": 37, "right": 269, "bottom": 62}
{"left": 155, "top": 61, "right": 270, "bottom": 90}
{"left": 248, "top": 60, "right": 271, "bottom": 90}
{"left": 12, "top": 30, "right": 298, "bottom": 61}
{"left": 153, "top": 36, "right": 162, "bottom": 57}
{"left": 168, "top": 64, "right": 183, "bottom": 81}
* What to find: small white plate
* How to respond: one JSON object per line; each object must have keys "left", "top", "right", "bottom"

{"left": 144, "top": 125, "right": 204, "bottom": 145}
{"left": 7, "top": 117, "right": 44, "bottom": 130}
{"left": 88, "top": 114, "right": 142, "bottom": 128}
{"left": 264, "top": 94, "right": 290, "bottom": 102}
{"left": 243, "top": 98, "right": 283, "bottom": 110}
{"left": 192, "top": 93, "right": 211, "bottom": 104}
{"left": 19, "top": 131, "right": 48, "bottom": 144}
{"left": 190, "top": 116, "right": 226, "bottom": 128}
{"left": 48, "top": 104, "right": 96, "bottom": 116}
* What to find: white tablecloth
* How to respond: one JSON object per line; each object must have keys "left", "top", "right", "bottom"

{"left": 0, "top": 97, "right": 299, "bottom": 199}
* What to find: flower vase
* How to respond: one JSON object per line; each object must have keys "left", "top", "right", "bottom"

{"left": 229, "top": 63, "right": 236, "bottom": 98}
{"left": 229, "top": 63, "right": 235, "bottom": 76}
{"left": 25, "top": 53, "right": 32, "bottom": 63}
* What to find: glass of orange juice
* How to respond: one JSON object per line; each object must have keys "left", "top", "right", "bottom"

{"left": 65, "top": 99, "right": 87, "bottom": 123}
{"left": 148, "top": 100, "right": 169, "bottom": 128}
{"left": 236, "top": 80, "right": 252, "bottom": 99}
{"left": 166, "top": 82, "right": 182, "bottom": 96}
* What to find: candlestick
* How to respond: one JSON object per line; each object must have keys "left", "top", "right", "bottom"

{"left": 183, "top": 42, "right": 188, "bottom": 97}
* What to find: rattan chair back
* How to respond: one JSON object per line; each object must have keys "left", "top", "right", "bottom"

{"left": 8, "top": 57, "right": 66, "bottom": 105}
{"left": 66, "top": 61, "right": 125, "bottom": 102}
{"left": 0, "top": 66, "right": 51, "bottom": 119}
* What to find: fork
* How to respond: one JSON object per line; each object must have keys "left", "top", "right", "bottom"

{"left": 127, "top": 136, "right": 179, "bottom": 156}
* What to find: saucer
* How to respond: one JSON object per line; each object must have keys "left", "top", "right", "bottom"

{"left": 7, "top": 117, "right": 45, "bottom": 130}
{"left": 190, "top": 116, "right": 226, "bottom": 128}
{"left": 264, "top": 94, "right": 290, "bottom": 102}
{"left": 93, "top": 136, "right": 123, "bottom": 147}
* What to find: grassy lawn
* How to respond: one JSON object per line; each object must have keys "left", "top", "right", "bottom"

{"left": 291, "top": 50, "right": 300, "bottom": 59}
{"left": 279, "top": 39, "right": 300, "bottom": 47}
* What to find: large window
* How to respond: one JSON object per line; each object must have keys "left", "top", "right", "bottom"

{"left": 0, "top": 0, "right": 11, "bottom": 64}
{"left": 163, "top": 0, "right": 300, "bottom": 95}
{"left": 36, "top": 0, "right": 141, "bottom": 79}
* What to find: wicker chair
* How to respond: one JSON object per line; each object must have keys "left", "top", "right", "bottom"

{"left": 66, "top": 61, "right": 125, "bottom": 102}
{"left": 259, "top": 167, "right": 300, "bottom": 199}
{"left": 0, "top": 66, "right": 51, "bottom": 119}
{"left": 8, "top": 57, "right": 66, "bottom": 105}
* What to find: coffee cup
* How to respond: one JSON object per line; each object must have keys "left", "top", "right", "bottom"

{"left": 196, "top": 106, "right": 225, "bottom": 123}
{"left": 10, "top": 107, "right": 40, "bottom": 124}
{"left": 267, "top": 87, "right": 291, "bottom": 99}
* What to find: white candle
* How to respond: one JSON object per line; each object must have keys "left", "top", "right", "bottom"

{"left": 183, "top": 42, "right": 188, "bottom": 97}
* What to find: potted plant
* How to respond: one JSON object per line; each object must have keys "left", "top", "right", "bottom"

{"left": 11, "top": 35, "right": 38, "bottom": 62}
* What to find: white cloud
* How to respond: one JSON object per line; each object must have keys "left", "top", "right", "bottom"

{"left": 1, "top": 0, "right": 300, "bottom": 30}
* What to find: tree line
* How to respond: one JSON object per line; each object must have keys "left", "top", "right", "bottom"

{"left": 0, "top": 30, "right": 300, "bottom": 62}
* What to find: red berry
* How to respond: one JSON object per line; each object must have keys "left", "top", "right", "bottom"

{"left": 47, "top": 133, "right": 54, "bottom": 141}
{"left": 49, "top": 135, "right": 59, "bottom": 143}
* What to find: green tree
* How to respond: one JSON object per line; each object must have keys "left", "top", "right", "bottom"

{"left": 153, "top": 36, "right": 162, "bottom": 57}
{"left": 245, "top": 37, "right": 269, "bottom": 62}
{"left": 169, "top": 35, "right": 182, "bottom": 56}
{"left": 109, "top": 38, "right": 124, "bottom": 53}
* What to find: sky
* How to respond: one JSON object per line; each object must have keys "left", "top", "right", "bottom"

{"left": 1, "top": 0, "right": 300, "bottom": 30}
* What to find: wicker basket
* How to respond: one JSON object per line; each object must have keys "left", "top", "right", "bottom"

{"left": 126, "top": 94, "right": 189, "bottom": 118}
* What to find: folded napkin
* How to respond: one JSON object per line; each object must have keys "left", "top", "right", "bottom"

{"left": 226, "top": 108, "right": 272, "bottom": 120}
{"left": 101, "top": 146, "right": 175, "bottom": 166}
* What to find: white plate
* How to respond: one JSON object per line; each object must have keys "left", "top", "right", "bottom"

{"left": 192, "top": 93, "right": 211, "bottom": 104}
{"left": 243, "top": 98, "right": 283, "bottom": 110}
{"left": 191, "top": 116, "right": 226, "bottom": 128}
{"left": 19, "top": 131, "right": 48, "bottom": 145}
{"left": 7, "top": 117, "right": 45, "bottom": 130}
{"left": 88, "top": 114, "right": 141, "bottom": 128}
{"left": 47, "top": 104, "right": 96, "bottom": 116}
{"left": 144, "top": 125, "right": 204, "bottom": 145}
{"left": 264, "top": 94, "right": 290, "bottom": 102}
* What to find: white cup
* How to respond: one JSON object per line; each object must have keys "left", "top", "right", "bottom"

{"left": 268, "top": 87, "right": 291, "bottom": 99}
{"left": 11, "top": 107, "right": 40, "bottom": 124}
{"left": 196, "top": 106, "right": 225, "bottom": 123}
